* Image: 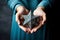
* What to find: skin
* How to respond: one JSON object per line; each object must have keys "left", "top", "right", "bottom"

{"left": 16, "top": 6, "right": 46, "bottom": 34}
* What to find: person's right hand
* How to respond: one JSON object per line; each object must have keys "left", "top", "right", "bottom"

{"left": 16, "top": 6, "right": 30, "bottom": 33}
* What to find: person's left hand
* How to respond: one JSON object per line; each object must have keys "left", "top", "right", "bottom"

{"left": 31, "top": 7, "right": 46, "bottom": 33}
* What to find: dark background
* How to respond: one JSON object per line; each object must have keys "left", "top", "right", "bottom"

{"left": 0, "top": 0, "right": 59, "bottom": 40}
{"left": 0, "top": 0, "right": 12, "bottom": 40}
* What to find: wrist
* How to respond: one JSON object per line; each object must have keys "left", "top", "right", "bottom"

{"left": 37, "top": 7, "right": 45, "bottom": 10}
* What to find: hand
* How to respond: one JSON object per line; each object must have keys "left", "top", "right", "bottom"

{"left": 16, "top": 6, "right": 30, "bottom": 33}
{"left": 18, "top": 25, "right": 31, "bottom": 33}
{"left": 31, "top": 7, "right": 46, "bottom": 33}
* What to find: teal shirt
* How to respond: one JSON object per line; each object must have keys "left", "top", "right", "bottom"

{"left": 8, "top": 0, "right": 52, "bottom": 12}
{"left": 8, "top": 0, "right": 52, "bottom": 40}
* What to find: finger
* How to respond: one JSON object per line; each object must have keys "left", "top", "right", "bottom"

{"left": 16, "top": 13, "right": 21, "bottom": 25}
{"left": 19, "top": 25, "right": 27, "bottom": 32}
{"left": 19, "top": 25, "right": 31, "bottom": 33}
{"left": 33, "top": 10, "right": 43, "bottom": 16}
{"left": 31, "top": 29, "right": 34, "bottom": 33}
{"left": 23, "top": 8, "right": 29, "bottom": 15}
{"left": 25, "top": 9, "right": 29, "bottom": 14}
{"left": 33, "top": 10, "right": 39, "bottom": 16}
{"left": 31, "top": 28, "right": 37, "bottom": 33}
{"left": 26, "top": 28, "right": 31, "bottom": 33}
{"left": 42, "top": 13, "right": 46, "bottom": 25}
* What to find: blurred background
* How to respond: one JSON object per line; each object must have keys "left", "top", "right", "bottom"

{"left": 0, "top": 0, "right": 12, "bottom": 40}
{"left": 0, "top": 0, "right": 59, "bottom": 40}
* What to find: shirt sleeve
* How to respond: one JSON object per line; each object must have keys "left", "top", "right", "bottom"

{"left": 8, "top": 0, "right": 24, "bottom": 10}
{"left": 37, "top": 0, "right": 52, "bottom": 8}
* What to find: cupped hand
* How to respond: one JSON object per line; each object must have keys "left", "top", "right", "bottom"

{"left": 30, "top": 7, "right": 46, "bottom": 33}
{"left": 16, "top": 6, "right": 46, "bottom": 34}
{"left": 16, "top": 6, "right": 30, "bottom": 33}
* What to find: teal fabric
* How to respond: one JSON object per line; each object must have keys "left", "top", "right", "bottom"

{"left": 8, "top": 0, "right": 52, "bottom": 40}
